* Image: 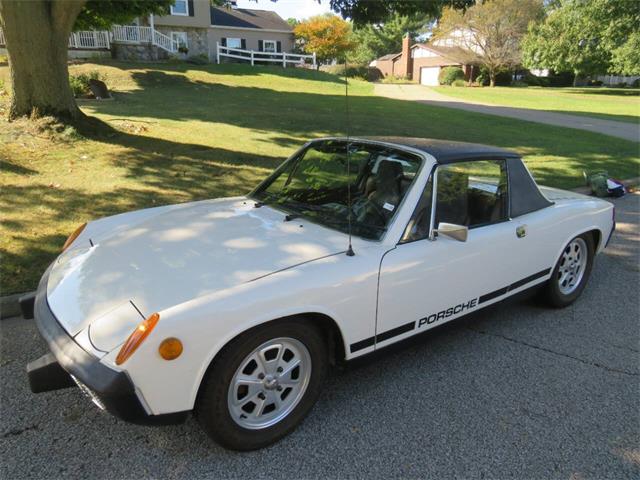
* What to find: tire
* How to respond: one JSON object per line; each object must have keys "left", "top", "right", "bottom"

{"left": 542, "top": 233, "right": 594, "bottom": 308}
{"left": 195, "top": 319, "right": 328, "bottom": 451}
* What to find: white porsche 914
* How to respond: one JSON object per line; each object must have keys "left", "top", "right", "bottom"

{"left": 25, "top": 137, "right": 615, "bottom": 450}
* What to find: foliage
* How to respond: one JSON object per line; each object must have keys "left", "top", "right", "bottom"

{"left": 349, "top": 13, "right": 432, "bottom": 65}
{"left": 327, "top": 0, "right": 473, "bottom": 25}
{"left": 610, "top": 31, "right": 640, "bottom": 76}
{"left": 451, "top": 79, "right": 467, "bottom": 87}
{"left": 438, "top": 66, "right": 465, "bottom": 85}
{"left": 69, "top": 70, "right": 105, "bottom": 97}
{"left": 523, "top": 0, "right": 640, "bottom": 81}
{"left": 319, "top": 63, "right": 382, "bottom": 81}
{"left": 75, "top": 0, "right": 177, "bottom": 30}
{"left": 434, "top": 0, "right": 544, "bottom": 87}
{"left": 187, "top": 54, "right": 209, "bottom": 65}
{"left": 294, "top": 14, "right": 354, "bottom": 65}
{"left": 379, "top": 74, "right": 412, "bottom": 84}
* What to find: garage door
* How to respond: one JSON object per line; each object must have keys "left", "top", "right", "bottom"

{"left": 420, "top": 67, "right": 440, "bottom": 86}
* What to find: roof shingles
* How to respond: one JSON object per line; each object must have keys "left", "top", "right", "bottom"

{"left": 210, "top": 6, "right": 292, "bottom": 31}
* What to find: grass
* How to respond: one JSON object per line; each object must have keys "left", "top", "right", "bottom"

{"left": 1, "top": 61, "right": 639, "bottom": 294}
{"left": 432, "top": 85, "right": 640, "bottom": 124}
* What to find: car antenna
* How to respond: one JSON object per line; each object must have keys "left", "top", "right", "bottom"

{"left": 344, "top": 58, "right": 355, "bottom": 257}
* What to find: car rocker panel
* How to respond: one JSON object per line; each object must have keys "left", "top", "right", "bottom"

{"left": 27, "top": 136, "right": 615, "bottom": 449}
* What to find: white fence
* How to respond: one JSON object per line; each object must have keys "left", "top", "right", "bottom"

{"left": 111, "top": 25, "right": 177, "bottom": 53}
{"left": 216, "top": 43, "right": 316, "bottom": 68}
{"left": 0, "top": 27, "right": 109, "bottom": 50}
{"left": 69, "top": 31, "right": 110, "bottom": 49}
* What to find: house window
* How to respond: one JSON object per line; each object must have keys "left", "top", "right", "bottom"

{"left": 263, "top": 40, "right": 277, "bottom": 53}
{"left": 227, "top": 38, "right": 242, "bottom": 49}
{"left": 170, "top": 0, "right": 188, "bottom": 16}
{"left": 171, "top": 32, "right": 188, "bottom": 49}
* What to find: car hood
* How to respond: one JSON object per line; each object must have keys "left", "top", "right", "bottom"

{"left": 46, "top": 197, "right": 349, "bottom": 337}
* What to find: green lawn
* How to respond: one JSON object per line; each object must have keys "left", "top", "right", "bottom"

{"left": 1, "top": 62, "right": 639, "bottom": 293}
{"left": 432, "top": 85, "right": 640, "bottom": 124}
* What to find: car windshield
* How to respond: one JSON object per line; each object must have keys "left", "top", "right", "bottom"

{"left": 251, "top": 140, "right": 423, "bottom": 240}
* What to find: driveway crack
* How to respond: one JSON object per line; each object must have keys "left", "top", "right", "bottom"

{"left": 468, "top": 327, "right": 639, "bottom": 377}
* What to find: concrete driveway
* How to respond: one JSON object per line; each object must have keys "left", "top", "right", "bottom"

{"left": 375, "top": 84, "right": 640, "bottom": 142}
{"left": 1, "top": 194, "right": 638, "bottom": 479}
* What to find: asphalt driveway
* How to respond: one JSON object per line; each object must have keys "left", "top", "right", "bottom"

{"left": 1, "top": 194, "right": 638, "bottom": 479}
{"left": 375, "top": 84, "right": 640, "bottom": 142}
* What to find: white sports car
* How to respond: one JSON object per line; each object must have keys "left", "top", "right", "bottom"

{"left": 25, "top": 137, "right": 615, "bottom": 450}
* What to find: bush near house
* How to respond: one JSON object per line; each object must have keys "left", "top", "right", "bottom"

{"left": 69, "top": 71, "right": 106, "bottom": 97}
{"left": 451, "top": 79, "right": 467, "bottom": 87}
{"left": 438, "top": 66, "right": 465, "bottom": 85}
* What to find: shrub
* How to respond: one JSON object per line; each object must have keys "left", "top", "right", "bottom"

{"left": 380, "top": 74, "right": 412, "bottom": 84}
{"left": 69, "top": 70, "right": 105, "bottom": 97}
{"left": 632, "top": 78, "right": 640, "bottom": 88}
{"left": 512, "top": 80, "right": 528, "bottom": 87}
{"left": 451, "top": 79, "right": 467, "bottom": 87}
{"left": 494, "top": 70, "right": 513, "bottom": 86}
{"left": 616, "top": 81, "right": 627, "bottom": 88}
{"left": 588, "top": 79, "right": 604, "bottom": 86}
{"left": 438, "top": 66, "right": 465, "bottom": 85}
{"left": 547, "top": 71, "right": 574, "bottom": 87}
{"left": 320, "top": 64, "right": 382, "bottom": 82}
{"left": 187, "top": 54, "right": 208, "bottom": 65}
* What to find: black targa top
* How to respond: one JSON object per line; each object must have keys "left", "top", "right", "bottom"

{"left": 325, "top": 136, "right": 553, "bottom": 218}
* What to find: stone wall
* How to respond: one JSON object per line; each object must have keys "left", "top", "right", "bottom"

{"left": 156, "top": 27, "right": 210, "bottom": 59}
{"left": 111, "top": 44, "right": 170, "bottom": 62}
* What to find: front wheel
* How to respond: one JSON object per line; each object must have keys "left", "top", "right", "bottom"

{"left": 542, "top": 233, "right": 594, "bottom": 308}
{"left": 195, "top": 320, "right": 328, "bottom": 450}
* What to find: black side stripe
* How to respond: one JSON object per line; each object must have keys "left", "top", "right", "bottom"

{"left": 479, "top": 268, "right": 551, "bottom": 304}
{"left": 349, "top": 268, "right": 551, "bottom": 354}
{"left": 350, "top": 321, "right": 415, "bottom": 353}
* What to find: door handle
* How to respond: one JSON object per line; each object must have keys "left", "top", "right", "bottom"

{"left": 516, "top": 225, "right": 527, "bottom": 238}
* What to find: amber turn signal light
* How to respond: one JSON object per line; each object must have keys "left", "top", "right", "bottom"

{"left": 115, "top": 313, "right": 160, "bottom": 365}
{"left": 62, "top": 222, "right": 87, "bottom": 251}
{"left": 159, "top": 337, "right": 183, "bottom": 361}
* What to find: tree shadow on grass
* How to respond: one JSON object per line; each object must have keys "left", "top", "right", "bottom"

{"left": 97, "top": 60, "right": 345, "bottom": 84}
{"left": 87, "top": 69, "right": 639, "bottom": 187}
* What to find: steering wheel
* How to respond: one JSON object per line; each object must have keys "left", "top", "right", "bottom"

{"left": 359, "top": 200, "right": 388, "bottom": 227}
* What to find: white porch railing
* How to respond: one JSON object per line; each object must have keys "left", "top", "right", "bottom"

{"left": 69, "top": 31, "right": 110, "bottom": 49}
{"left": 111, "top": 25, "right": 178, "bottom": 53}
{"left": 216, "top": 43, "right": 316, "bottom": 68}
{"left": 0, "top": 27, "right": 109, "bottom": 49}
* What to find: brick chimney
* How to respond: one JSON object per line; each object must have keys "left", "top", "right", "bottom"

{"left": 401, "top": 33, "right": 413, "bottom": 79}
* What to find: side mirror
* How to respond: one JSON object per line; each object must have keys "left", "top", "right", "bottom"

{"left": 436, "top": 222, "right": 468, "bottom": 242}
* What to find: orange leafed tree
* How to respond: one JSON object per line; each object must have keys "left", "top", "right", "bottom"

{"left": 294, "top": 14, "right": 354, "bottom": 67}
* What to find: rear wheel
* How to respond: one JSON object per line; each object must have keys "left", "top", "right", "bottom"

{"left": 195, "top": 320, "right": 327, "bottom": 450}
{"left": 543, "top": 233, "right": 594, "bottom": 308}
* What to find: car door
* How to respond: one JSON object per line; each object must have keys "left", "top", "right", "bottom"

{"left": 374, "top": 159, "right": 529, "bottom": 349}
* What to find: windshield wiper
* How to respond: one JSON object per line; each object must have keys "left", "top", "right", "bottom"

{"left": 322, "top": 218, "right": 387, "bottom": 233}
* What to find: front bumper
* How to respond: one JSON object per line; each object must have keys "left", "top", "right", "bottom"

{"left": 27, "top": 265, "right": 187, "bottom": 425}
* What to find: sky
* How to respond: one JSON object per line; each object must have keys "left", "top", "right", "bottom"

{"left": 235, "top": 0, "right": 333, "bottom": 21}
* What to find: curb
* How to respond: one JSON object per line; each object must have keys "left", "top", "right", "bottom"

{"left": 0, "top": 291, "right": 32, "bottom": 320}
{"left": 1, "top": 178, "right": 637, "bottom": 321}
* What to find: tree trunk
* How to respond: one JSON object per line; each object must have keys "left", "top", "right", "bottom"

{"left": 0, "top": 0, "right": 87, "bottom": 122}
{"left": 572, "top": 71, "right": 580, "bottom": 87}
{"left": 489, "top": 71, "right": 496, "bottom": 87}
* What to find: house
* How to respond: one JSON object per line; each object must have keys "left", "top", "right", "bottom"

{"left": 372, "top": 34, "right": 477, "bottom": 86}
{"left": 0, "top": 1, "right": 299, "bottom": 64}
{"left": 140, "top": 1, "right": 295, "bottom": 61}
